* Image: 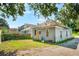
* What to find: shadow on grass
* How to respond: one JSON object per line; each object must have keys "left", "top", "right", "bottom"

{"left": 0, "top": 50, "right": 17, "bottom": 56}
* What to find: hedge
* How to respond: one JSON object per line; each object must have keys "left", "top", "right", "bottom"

{"left": 54, "top": 37, "right": 74, "bottom": 44}
{"left": 1, "top": 33, "right": 32, "bottom": 41}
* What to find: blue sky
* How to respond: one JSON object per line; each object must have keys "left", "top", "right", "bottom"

{"left": 6, "top": 3, "right": 63, "bottom": 28}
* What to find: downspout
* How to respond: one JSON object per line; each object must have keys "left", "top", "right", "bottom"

{"left": 54, "top": 27, "right": 56, "bottom": 43}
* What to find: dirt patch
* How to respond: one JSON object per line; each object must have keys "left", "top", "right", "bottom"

{"left": 16, "top": 46, "right": 79, "bottom": 56}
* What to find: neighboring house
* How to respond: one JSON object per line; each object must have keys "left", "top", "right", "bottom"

{"left": 31, "top": 20, "right": 72, "bottom": 42}
{"left": 9, "top": 28, "right": 18, "bottom": 34}
{"left": 18, "top": 24, "right": 35, "bottom": 36}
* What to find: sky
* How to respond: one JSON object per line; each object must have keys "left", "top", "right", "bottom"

{"left": 6, "top": 3, "right": 64, "bottom": 28}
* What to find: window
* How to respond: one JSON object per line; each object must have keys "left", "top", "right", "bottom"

{"left": 24, "top": 31, "right": 27, "bottom": 34}
{"left": 66, "top": 31, "right": 68, "bottom": 37}
{"left": 60, "top": 31, "right": 62, "bottom": 38}
{"left": 46, "top": 30, "right": 49, "bottom": 37}
{"left": 34, "top": 30, "right": 36, "bottom": 35}
{"left": 39, "top": 31, "right": 41, "bottom": 35}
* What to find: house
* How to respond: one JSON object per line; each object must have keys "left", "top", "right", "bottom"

{"left": 9, "top": 28, "right": 18, "bottom": 34}
{"left": 18, "top": 24, "right": 36, "bottom": 36}
{"left": 31, "top": 20, "right": 72, "bottom": 42}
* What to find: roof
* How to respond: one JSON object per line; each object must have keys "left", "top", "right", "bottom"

{"left": 18, "top": 24, "right": 36, "bottom": 28}
{"left": 18, "top": 24, "right": 36, "bottom": 31}
{"left": 32, "top": 20, "right": 69, "bottom": 30}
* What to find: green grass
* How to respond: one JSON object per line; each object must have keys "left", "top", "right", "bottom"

{"left": 72, "top": 32, "right": 79, "bottom": 38}
{"left": 0, "top": 40, "right": 56, "bottom": 53}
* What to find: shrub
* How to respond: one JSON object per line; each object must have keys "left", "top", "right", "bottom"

{"left": 1, "top": 33, "right": 32, "bottom": 41}
{"left": 54, "top": 37, "right": 74, "bottom": 44}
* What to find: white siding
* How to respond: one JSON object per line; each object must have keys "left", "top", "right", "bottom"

{"left": 55, "top": 27, "right": 63, "bottom": 42}
{"left": 55, "top": 26, "right": 72, "bottom": 42}
{"left": 32, "top": 26, "right": 72, "bottom": 42}
{"left": 47, "top": 28, "right": 55, "bottom": 41}
{"left": 32, "top": 28, "right": 55, "bottom": 42}
{"left": 31, "top": 29, "right": 36, "bottom": 39}
{"left": 19, "top": 27, "right": 32, "bottom": 35}
{"left": 40, "top": 28, "right": 55, "bottom": 41}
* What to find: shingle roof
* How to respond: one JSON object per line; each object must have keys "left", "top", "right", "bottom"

{"left": 32, "top": 20, "right": 69, "bottom": 29}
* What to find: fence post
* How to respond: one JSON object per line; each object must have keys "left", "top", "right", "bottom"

{"left": 0, "top": 30, "right": 2, "bottom": 44}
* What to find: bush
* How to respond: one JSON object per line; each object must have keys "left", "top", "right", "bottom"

{"left": 54, "top": 37, "right": 74, "bottom": 44}
{"left": 1, "top": 33, "right": 32, "bottom": 41}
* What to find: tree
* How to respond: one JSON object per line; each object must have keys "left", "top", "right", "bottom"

{"left": 0, "top": 18, "right": 9, "bottom": 33}
{"left": 0, "top": 3, "right": 25, "bottom": 21}
{"left": 55, "top": 3, "right": 79, "bottom": 31}
{"left": 0, "top": 18, "right": 9, "bottom": 28}
{"left": 63, "top": 3, "right": 79, "bottom": 20}
{"left": 28, "top": 3, "right": 79, "bottom": 31}
{"left": 0, "top": 3, "right": 25, "bottom": 32}
{"left": 28, "top": 3, "right": 57, "bottom": 19}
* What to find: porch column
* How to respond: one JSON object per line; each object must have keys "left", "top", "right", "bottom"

{"left": 0, "top": 30, "right": 2, "bottom": 44}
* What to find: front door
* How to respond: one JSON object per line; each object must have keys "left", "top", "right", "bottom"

{"left": 36, "top": 31, "right": 39, "bottom": 39}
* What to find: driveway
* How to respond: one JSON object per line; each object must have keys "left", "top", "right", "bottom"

{"left": 17, "top": 38, "right": 79, "bottom": 56}
{"left": 59, "top": 38, "right": 79, "bottom": 49}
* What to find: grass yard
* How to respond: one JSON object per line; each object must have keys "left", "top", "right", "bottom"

{"left": 72, "top": 32, "right": 78, "bottom": 36}
{"left": 0, "top": 40, "right": 56, "bottom": 54}
{"left": 72, "top": 32, "right": 79, "bottom": 38}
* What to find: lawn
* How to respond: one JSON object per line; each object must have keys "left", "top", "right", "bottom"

{"left": 72, "top": 32, "right": 79, "bottom": 38}
{"left": 0, "top": 40, "right": 56, "bottom": 54}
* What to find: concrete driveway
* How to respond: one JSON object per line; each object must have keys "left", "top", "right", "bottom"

{"left": 59, "top": 38, "right": 79, "bottom": 49}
